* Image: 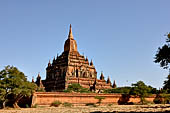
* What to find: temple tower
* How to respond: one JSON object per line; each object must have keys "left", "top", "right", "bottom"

{"left": 42, "top": 25, "right": 112, "bottom": 92}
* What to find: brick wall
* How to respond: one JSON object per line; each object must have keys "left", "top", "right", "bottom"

{"left": 32, "top": 92, "right": 156, "bottom": 106}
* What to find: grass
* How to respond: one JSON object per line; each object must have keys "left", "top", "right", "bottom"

{"left": 51, "top": 100, "right": 62, "bottom": 107}
{"left": 63, "top": 102, "right": 72, "bottom": 107}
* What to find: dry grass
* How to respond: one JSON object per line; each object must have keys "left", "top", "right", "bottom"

{"left": 0, "top": 104, "right": 170, "bottom": 113}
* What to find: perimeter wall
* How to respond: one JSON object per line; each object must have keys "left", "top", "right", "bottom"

{"left": 32, "top": 92, "right": 156, "bottom": 106}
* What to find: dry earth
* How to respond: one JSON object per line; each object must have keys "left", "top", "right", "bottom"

{"left": 1, "top": 105, "right": 170, "bottom": 113}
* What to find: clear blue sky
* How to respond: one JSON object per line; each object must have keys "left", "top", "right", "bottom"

{"left": 0, "top": 0, "right": 170, "bottom": 88}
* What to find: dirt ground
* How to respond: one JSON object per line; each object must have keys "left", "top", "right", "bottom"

{"left": 1, "top": 104, "right": 170, "bottom": 113}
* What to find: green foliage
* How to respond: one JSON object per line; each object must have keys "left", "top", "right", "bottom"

{"left": 36, "top": 87, "right": 45, "bottom": 92}
{"left": 32, "top": 104, "right": 38, "bottom": 108}
{"left": 51, "top": 100, "right": 61, "bottom": 107}
{"left": 25, "top": 104, "right": 30, "bottom": 108}
{"left": 163, "top": 75, "right": 170, "bottom": 93}
{"left": 0, "top": 65, "right": 37, "bottom": 108}
{"left": 79, "top": 87, "right": 91, "bottom": 93}
{"left": 148, "top": 86, "right": 158, "bottom": 94}
{"left": 129, "top": 81, "right": 152, "bottom": 104}
{"left": 94, "top": 96, "right": 105, "bottom": 105}
{"left": 108, "top": 103, "right": 113, "bottom": 106}
{"left": 154, "top": 33, "right": 170, "bottom": 70}
{"left": 154, "top": 95, "right": 163, "bottom": 104}
{"left": 104, "top": 87, "right": 131, "bottom": 94}
{"left": 154, "top": 94, "right": 170, "bottom": 104}
{"left": 68, "top": 83, "right": 82, "bottom": 92}
{"left": 63, "top": 102, "right": 72, "bottom": 107}
{"left": 160, "top": 93, "right": 170, "bottom": 104}
{"left": 65, "top": 83, "right": 90, "bottom": 93}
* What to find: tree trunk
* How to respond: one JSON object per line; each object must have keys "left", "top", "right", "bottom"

{"left": 140, "top": 97, "right": 145, "bottom": 105}
{"left": 13, "top": 102, "right": 20, "bottom": 108}
{"left": 2, "top": 101, "right": 6, "bottom": 108}
{"left": 13, "top": 96, "right": 23, "bottom": 108}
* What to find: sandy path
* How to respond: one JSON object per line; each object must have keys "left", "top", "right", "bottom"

{"left": 1, "top": 105, "right": 170, "bottom": 113}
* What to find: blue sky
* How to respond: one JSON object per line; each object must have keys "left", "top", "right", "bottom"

{"left": 0, "top": 0, "right": 170, "bottom": 88}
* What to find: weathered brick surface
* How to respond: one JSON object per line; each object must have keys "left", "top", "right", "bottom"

{"left": 32, "top": 92, "right": 156, "bottom": 106}
{"left": 36, "top": 25, "right": 113, "bottom": 92}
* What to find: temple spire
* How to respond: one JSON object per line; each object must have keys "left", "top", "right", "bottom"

{"left": 38, "top": 72, "right": 40, "bottom": 78}
{"left": 100, "top": 72, "right": 104, "bottom": 80}
{"left": 32, "top": 76, "right": 34, "bottom": 83}
{"left": 48, "top": 60, "right": 51, "bottom": 67}
{"left": 68, "top": 24, "right": 74, "bottom": 39}
{"left": 112, "top": 80, "right": 117, "bottom": 88}
{"left": 107, "top": 76, "right": 111, "bottom": 84}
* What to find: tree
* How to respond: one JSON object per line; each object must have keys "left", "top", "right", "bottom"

{"left": 0, "top": 65, "right": 37, "bottom": 108}
{"left": 154, "top": 33, "right": 170, "bottom": 72}
{"left": 64, "top": 83, "right": 90, "bottom": 93}
{"left": 163, "top": 75, "right": 170, "bottom": 93}
{"left": 103, "top": 87, "right": 131, "bottom": 94}
{"left": 129, "top": 81, "right": 152, "bottom": 104}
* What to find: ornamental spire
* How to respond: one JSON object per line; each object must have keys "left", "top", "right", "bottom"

{"left": 68, "top": 24, "right": 74, "bottom": 39}
{"left": 48, "top": 60, "right": 51, "bottom": 67}
{"left": 112, "top": 80, "right": 117, "bottom": 88}
{"left": 107, "top": 76, "right": 111, "bottom": 84}
{"left": 32, "top": 76, "right": 34, "bottom": 83}
{"left": 90, "top": 59, "right": 93, "bottom": 66}
{"left": 100, "top": 72, "right": 104, "bottom": 80}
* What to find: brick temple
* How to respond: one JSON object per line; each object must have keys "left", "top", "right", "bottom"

{"left": 34, "top": 25, "right": 116, "bottom": 92}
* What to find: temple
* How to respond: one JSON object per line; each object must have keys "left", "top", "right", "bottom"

{"left": 35, "top": 25, "right": 116, "bottom": 92}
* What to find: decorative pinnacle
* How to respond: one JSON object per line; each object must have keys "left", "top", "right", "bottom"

{"left": 107, "top": 76, "right": 111, "bottom": 84}
{"left": 32, "top": 76, "right": 34, "bottom": 83}
{"left": 90, "top": 59, "right": 93, "bottom": 66}
{"left": 68, "top": 24, "right": 74, "bottom": 39}
{"left": 38, "top": 72, "right": 40, "bottom": 78}
{"left": 48, "top": 60, "right": 51, "bottom": 67}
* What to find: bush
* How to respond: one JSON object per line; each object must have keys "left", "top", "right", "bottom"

{"left": 94, "top": 96, "right": 105, "bottom": 105}
{"left": 51, "top": 100, "right": 61, "bottom": 107}
{"left": 65, "top": 83, "right": 91, "bottom": 93}
{"left": 63, "top": 102, "right": 72, "bottom": 107}
{"left": 25, "top": 104, "right": 30, "bottom": 108}
{"left": 36, "top": 87, "right": 45, "bottom": 92}
{"left": 108, "top": 104, "right": 113, "bottom": 106}
{"left": 103, "top": 87, "right": 131, "bottom": 94}
{"left": 154, "top": 94, "right": 170, "bottom": 104}
{"left": 85, "top": 103, "right": 96, "bottom": 107}
{"left": 32, "top": 104, "right": 38, "bottom": 108}
{"left": 80, "top": 88, "right": 91, "bottom": 93}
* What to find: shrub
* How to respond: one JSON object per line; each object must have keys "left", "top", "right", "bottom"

{"left": 103, "top": 87, "right": 131, "bottom": 94}
{"left": 80, "top": 88, "right": 91, "bottom": 93}
{"left": 63, "top": 102, "right": 72, "bottom": 107}
{"left": 94, "top": 96, "right": 105, "bottom": 105}
{"left": 32, "top": 104, "right": 38, "bottom": 108}
{"left": 36, "top": 87, "right": 45, "bottom": 92}
{"left": 85, "top": 103, "right": 96, "bottom": 107}
{"left": 25, "top": 104, "right": 30, "bottom": 108}
{"left": 51, "top": 100, "right": 61, "bottom": 107}
{"left": 154, "top": 94, "right": 170, "bottom": 104}
{"left": 108, "top": 104, "right": 113, "bottom": 106}
{"left": 65, "top": 83, "right": 91, "bottom": 93}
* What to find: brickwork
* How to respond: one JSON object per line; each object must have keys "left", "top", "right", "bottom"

{"left": 31, "top": 92, "right": 156, "bottom": 106}
{"left": 35, "top": 25, "right": 114, "bottom": 92}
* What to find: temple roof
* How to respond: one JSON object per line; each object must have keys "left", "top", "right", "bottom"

{"left": 64, "top": 24, "right": 78, "bottom": 52}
